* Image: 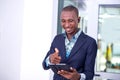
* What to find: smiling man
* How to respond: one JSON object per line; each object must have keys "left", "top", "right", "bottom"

{"left": 42, "top": 5, "right": 97, "bottom": 80}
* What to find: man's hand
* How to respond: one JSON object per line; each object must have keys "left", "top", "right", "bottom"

{"left": 49, "top": 48, "right": 61, "bottom": 64}
{"left": 57, "top": 67, "right": 80, "bottom": 80}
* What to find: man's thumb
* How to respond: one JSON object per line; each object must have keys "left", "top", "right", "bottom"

{"left": 55, "top": 48, "right": 59, "bottom": 54}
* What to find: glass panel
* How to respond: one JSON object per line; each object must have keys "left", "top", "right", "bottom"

{"left": 97, "top": 5, "right": 120, "bottom": 73}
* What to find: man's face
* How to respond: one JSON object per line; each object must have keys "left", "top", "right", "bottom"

{"left": 60, "top": 11, "right": 80, "bottom": 35}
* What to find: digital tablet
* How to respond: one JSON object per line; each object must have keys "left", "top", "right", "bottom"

{"left": 49, "top": 63, "right": 71, "bottom": 74}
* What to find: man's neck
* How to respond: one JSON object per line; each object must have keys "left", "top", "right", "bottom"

{"left": 67, "top": 28, "right": 79, "bottom": 40}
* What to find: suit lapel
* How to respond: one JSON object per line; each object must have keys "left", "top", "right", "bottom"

{"left": 59, "top": 35, "right": 66, "bottom": 61}
{"left": 68, "top": 32, "right": 86, "bottom": 59}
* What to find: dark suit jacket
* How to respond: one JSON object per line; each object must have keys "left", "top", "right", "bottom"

{"left": 42, "top": 31, "right": 97, "bottom": 80}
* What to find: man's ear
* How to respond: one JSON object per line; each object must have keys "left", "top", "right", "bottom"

{"left": 78, "top": 17, "right": 80, "bottom": 23}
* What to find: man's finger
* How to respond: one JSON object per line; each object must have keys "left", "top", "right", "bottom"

{"left": 70, "top": 67, "right": 76, "bottom": 72}
{"left": 54, "top": 48, "right": 59, "bottom": 54}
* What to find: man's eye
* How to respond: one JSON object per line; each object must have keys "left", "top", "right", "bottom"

{"left": 69, "top": 20, "right": 73, "bottom": 22}
{"left": 61, "top": 20, "right": 65, "bottom": 23}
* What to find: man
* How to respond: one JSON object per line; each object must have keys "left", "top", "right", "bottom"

{"left": 42, "top": 5, "right": 97, "bottom": 80}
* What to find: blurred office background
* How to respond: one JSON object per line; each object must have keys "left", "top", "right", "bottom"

{"left": 0, "top": 0, "right": 120, "bottom": 80}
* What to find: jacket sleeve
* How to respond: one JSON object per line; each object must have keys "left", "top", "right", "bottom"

{"left": 42, "top": 36, "right": 58, "bottom": 70}
{"left": 42, "top": 43, "right": 55, "bottom": 70}
{"left": 83, "top": 39, "right": 97, "bottom": 80}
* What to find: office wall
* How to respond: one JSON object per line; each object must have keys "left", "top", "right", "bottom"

{"left": 0, "top": 0, "right": 23, "bottom": 80}
{"left": 0, "top": 0, "right": 57, "bottom": 80}
{"left": 20, "top": 0, "right": 56, "bottom": 80}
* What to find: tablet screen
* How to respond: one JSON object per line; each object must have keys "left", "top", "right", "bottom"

{"left": 49, "top": 63, "right": 71, "bottom": 74}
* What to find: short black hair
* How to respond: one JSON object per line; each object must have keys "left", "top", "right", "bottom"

{"left": 62, "top": 5, "right": 79, "bottom": 17}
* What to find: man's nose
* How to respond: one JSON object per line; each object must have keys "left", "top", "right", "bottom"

{"left": 64, "top": 22, "right": 69, "bottom": 27}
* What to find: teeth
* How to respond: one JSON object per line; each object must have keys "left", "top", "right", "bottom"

{"left": 66, "top": 28, "right": 71, "bottom": 31}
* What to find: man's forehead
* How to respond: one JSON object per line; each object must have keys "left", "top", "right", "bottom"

{"left": 61, "top": 11, "right": 78, "bottom": 18}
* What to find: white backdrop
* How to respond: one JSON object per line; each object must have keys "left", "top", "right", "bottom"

{"left": 0, "top": 0, "right": 58, "bottom": 80}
